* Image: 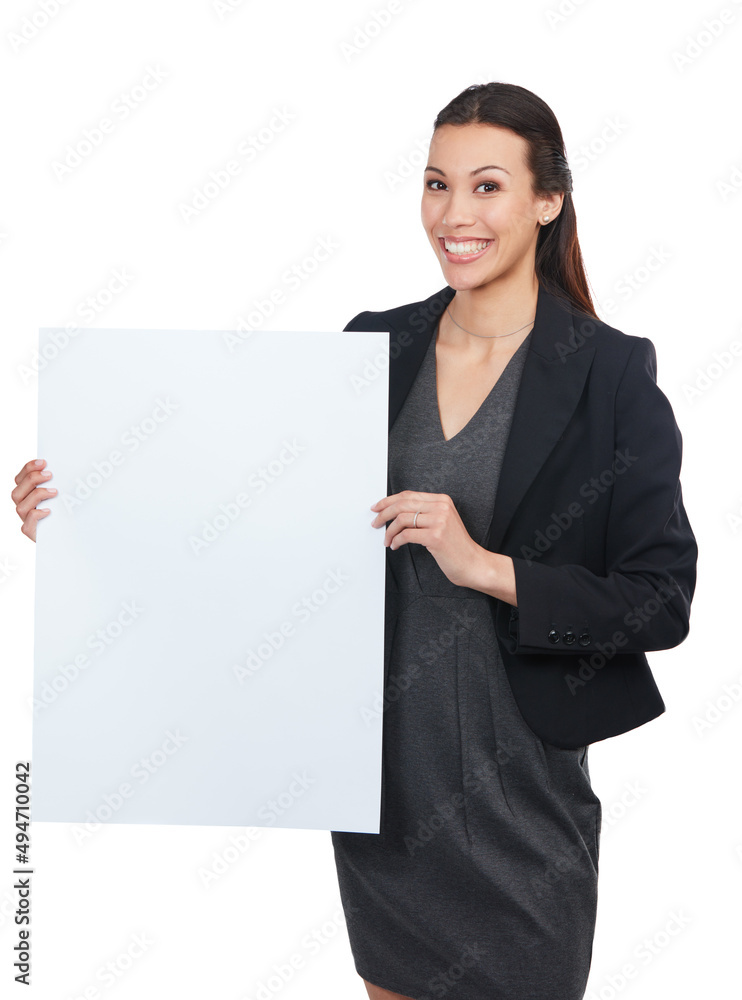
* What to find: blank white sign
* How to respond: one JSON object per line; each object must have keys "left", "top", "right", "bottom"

{"left": 32, "top": 326, "right": 388, "bottom": 832}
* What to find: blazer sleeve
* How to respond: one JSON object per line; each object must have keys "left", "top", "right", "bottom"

{"left": 502, "top": 336, "right": 698, "bottom": 655}
{"left": 343, "top": 311, "right": 372, "bottom": 331}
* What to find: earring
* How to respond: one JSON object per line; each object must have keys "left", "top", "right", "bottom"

{"left": 543, "top": 215, "right": 550, "bottom": 223}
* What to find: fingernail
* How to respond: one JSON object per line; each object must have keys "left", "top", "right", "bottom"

{"left": 34, "top": 459, "right": 44, "bottom": 466}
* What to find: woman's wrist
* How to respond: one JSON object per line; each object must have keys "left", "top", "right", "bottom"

{"left": 463, "top": 547, "right": 518, "bottom": 606}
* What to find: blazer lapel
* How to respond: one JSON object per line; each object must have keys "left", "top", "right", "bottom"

{"left": 386, "top": 282, "right": 596, "bottom": 553}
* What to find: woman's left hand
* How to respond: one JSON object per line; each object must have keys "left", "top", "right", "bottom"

{"left": 370, "top": 489, "right": 482, "bottom": 589}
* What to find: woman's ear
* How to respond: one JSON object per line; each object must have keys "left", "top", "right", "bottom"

{"left": 540, "top": 191, "right": 565, "bottom": 223}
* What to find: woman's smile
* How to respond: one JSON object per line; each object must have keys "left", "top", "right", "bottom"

{"left": 438, "top": 236, "right": 494, "bottom": 262}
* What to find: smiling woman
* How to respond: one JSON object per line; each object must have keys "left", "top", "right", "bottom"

{"left": 328, "top": 81, "right": 697, "bottom": 1000}
{"left": 8, "top": 76, "right": 697, "bottom": 1000}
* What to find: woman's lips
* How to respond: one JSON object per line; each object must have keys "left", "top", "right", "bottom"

{"left": 438, "top": 238, "right": 493, "bottom": 263}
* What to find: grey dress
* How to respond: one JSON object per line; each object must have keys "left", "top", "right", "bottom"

{"left": 331, "top": 326, "right": 602, "bottom": 1000}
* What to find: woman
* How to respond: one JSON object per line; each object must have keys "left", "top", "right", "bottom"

{"left": 12, "top": 81, "right": 697, "bottom": 1000}
{"left": 328, "top": 83, "right": 698, "bottom": 1000}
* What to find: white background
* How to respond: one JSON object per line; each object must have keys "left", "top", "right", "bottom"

{"left": 1, "top": 0, "right": 739, "bottom": 997}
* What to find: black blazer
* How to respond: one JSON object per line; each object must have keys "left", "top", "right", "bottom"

{"left": 344, "top": 282, "right": 698, "bottom": 749}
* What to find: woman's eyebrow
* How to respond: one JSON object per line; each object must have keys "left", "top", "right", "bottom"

{"left": 424, "top": 164, "right": 512, "bottom": 176}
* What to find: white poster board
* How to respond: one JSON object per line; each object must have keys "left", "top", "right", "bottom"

{"left": 31, "top": 327, "right": 388, "bottom": 833}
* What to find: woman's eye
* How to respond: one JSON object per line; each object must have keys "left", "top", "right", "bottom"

{"left": 424, "top": 179, "right": 500, "bottom": 192}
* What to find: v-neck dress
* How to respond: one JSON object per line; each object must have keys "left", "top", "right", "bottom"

{"left": 330, "top": 325, "right": 602, "bottom": 1000}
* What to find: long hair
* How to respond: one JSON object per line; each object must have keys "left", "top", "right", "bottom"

{"left": 433, "top": 82, "right": 597, "bottom": 319}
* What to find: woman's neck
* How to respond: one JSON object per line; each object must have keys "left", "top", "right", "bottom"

{"left": 439, "top": 273, "right": 538, "bottom": 357}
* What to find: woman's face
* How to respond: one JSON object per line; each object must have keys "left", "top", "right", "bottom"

{"left": 421, "top": 122, "right": 560, "bottom": 291}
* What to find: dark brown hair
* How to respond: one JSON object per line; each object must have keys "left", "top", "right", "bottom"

{"left": 433, "top": 82, "right": 597, "bottom": 319}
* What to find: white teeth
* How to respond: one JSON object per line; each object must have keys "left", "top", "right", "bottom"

{"left": 443, "top": 239, "right": 491, "bottom": 254}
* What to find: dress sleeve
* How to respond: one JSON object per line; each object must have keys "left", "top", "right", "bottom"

{"left": 500, "top": 336, "right": 698, "bottom": 655}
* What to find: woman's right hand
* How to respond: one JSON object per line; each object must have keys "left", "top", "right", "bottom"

{"left": 12, "top": 459, "right": 56, "bottom": 542}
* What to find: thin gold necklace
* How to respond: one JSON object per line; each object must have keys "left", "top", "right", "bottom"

{"left": 447, "top": 302, "right": 535, "bottom": 339}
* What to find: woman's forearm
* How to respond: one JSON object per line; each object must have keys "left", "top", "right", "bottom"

{"left": 465, "top": 548, "right": 518, "bottom": 607}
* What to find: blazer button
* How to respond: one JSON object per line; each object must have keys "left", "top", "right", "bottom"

{"left": 563, "top": 631, "right": 576, "bottom": 645}
{"left": 578, "top": 632, "right": 591, "bottom": 646}
{"left": 547, "top": 629, "right": 560, "bottom": 644}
